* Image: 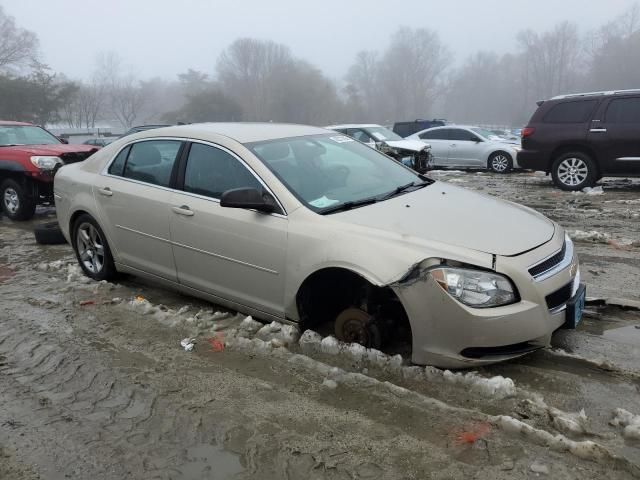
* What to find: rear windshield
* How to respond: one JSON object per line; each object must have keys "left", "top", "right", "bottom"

{"left": 543, "top": 100, "right": 598, "bottom": 123}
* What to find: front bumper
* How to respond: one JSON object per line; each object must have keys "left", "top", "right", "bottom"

{"left": 393, "top": 230, "right": 579, "bottom": 368}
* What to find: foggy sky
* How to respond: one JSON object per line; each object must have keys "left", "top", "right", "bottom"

{"left": 5, "top": 0, "right": 638, "bottom": 81}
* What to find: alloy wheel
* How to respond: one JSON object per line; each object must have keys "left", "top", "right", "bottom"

{"left": 557, "top": 158, "right": 588, "bottom": 186}
{"left": 3, "top": 187, "right": 19, "bottom": 214}
{"left": 491, "top": 155, "right": 509, "bottom": 172}
{"left": 76, "top": 223, "right": 105, "bottom": 274}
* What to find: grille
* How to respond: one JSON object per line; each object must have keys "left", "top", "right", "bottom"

{"left": 545, "top": 281, "right": 573, "bottom": 310}
{"left": 529, "top": 241, "right": 566, "bottom": 278}
{"left": 60, "top": 151, "right": 94, "bottom": 164}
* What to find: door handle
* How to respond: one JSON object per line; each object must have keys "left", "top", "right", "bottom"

{"left": 450, "top": 143, "right": 457, "bottom": 147}
{"left": 590, "top": 128, "right": 607, "bottom": 132}
{"left": 98, "top": 187, "right": 113, "bottom": 197}
{"left": 172, "top": 205, "right": 194, "bottom": 216}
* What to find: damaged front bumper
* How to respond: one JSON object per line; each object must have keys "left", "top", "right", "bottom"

{"left": 391, "top": 229, "right": 580, "bottom": 368}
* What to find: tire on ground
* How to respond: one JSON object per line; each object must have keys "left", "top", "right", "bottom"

{"left": 488, "top": 151, "right": 513, "bottom": 173}
{"left": 1, "top": 178, "right": 36, "bottom": 221}
{"left": 72, "top": 213, "right": 117, "bottom": 281}
{"left": 34, "top": 221, "right": 67, "bottom": 245}
{"left": 551, "top": 151, "right": 598, "bottom": 191}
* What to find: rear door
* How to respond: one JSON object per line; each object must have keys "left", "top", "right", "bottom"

{"left": 588, "top": 96, "right": 640, "bottom": 173}
{"left": 94, "top": 139, "right": 184, "bottom": 281}
{"left": 418, "top": 128, "right": 450, "bottom": 165}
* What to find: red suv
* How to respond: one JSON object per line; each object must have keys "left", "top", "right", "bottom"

{"left": 0, "top": 121, "right": 98, "bottom": 220}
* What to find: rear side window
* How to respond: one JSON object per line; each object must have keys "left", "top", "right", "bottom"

{"left": 419, "top": 129, "right": 449, "bottom": 140}
{"left": 183, "top": 143, "right": 262, "bottom": 199}
{"left": 449, "top": 129, "right": 478, "bottom": 141}
{"left": 123, "top": 140, "right": 182, "bottom": 187}
{"left": 543, "top": 100, "right": 597, "bottom": 123}
{"left": 108, "top": 145, "right": 130, "bottom": 176}
{"left": 605, "top": 97, "right": 640, "bottom": 123}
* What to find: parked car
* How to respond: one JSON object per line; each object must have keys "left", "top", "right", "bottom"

{"left": 325, "top": 124, "right": 432, "bottom": 172}
{"left": 119, "top": 124, "right": 171, "bottom": 138}
{"left": 407, "top": 125, "right": 522, "bottom": 173}
{"left": 84, "top": 137, "right": 116, "bottom": 148}
{"left": 0, "top": 121, "right": 98, "bottom": 220}
{"left": 55, "top": 123, "right": 584, "bottom": 368}
{"left": 489, "top": 129, "right": 521, "bottom": 143}
{"left": 393, "top": 119, "right": 447, "bottom": 138}
{"left": 518, "top": 90, "right": 640, "bottom": 190}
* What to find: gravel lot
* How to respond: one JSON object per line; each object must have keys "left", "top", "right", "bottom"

{"left": 1, "top": 171, "right": 639, "bottom": 479}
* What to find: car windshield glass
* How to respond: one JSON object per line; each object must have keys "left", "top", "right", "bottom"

{"left": 0, "top": 125, "right": 61, "bottom": 146}
{"left": 471, "top": 127, "right": 501, "bottom": 140}
{"left": 366, "top": 127, "right": 403, "bottom": 142}
{"left": 248, "top": 134, "right": 427, "bottom": 213}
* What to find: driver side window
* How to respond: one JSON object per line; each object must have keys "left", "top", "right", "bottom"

{"left": 183, "top": 143, "right": 263, "bottom": 200}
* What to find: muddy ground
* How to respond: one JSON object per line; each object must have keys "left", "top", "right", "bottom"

{"left": 0, "top": 170, "right": 639, "bottom": 479}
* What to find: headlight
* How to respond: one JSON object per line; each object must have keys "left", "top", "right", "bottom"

{"left": 30, "top": 156, "right": 63, "bottom": 170}
{"left": 430, "top": 267, "right": 517, "bottom": 308}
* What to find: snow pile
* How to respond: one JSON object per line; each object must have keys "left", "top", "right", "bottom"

{"left": 447, "top": 178, "right": 468, "bottom": 183}
{"left": 36, "top": 259, "right": 70, "bottom": 271}
{"left": 255, "top": 320, "right": 300, "bottom": 347}
{"left": 436, "top": 369, "right": 516, "bottom": 399}
{"left": 493, "top": 415, "right": 616, "bottom": 464}
{"left": 610, "top": 408, "right": 640, "bottom": 440}
{"left": 550, "top": 408, "right": 589, "bottom": 435}
{"left": 238, "top": 315, "right": 264, "bottom": 334}
{"left": 568, "top": 230, "right": 611, "bottom": 244}
{"left": 546, "top": 349, "right": 617, "bottom": 372}
{"left": 573, "top": 186, "right": 604, "bottom": 195}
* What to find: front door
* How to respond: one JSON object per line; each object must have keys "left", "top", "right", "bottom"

{"left": 588, "top": 96, "right": 640, "bottom": 174}
{"left": 418, "top": 128, "right": 450, "bottom": 166}
{"left": 94, "top": 139, "right": 183, "bottom": 281}
{"left": 447, "top": 128, "right": 484, "bottom": 167}
{"left": 169, "top": 142, "right": 287, "bottom": 316}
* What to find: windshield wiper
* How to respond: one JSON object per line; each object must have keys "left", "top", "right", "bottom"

{"left": 380, "top": 180, "right": 430, "bottom": 200}
{"left": 318, "top": 197, "right": 379, "bottom": 215}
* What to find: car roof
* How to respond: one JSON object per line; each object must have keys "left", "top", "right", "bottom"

{"left": 324, "top": 124, "right": 383, "bottom": 129}
{"left": 132, "top": 122, "right": 329, "bottom": 144}
{"left": 550, "top": 89, "right": 640, "bottom": 101}
{"left": 0, "top": 120, "right": 34, "bottom": 126}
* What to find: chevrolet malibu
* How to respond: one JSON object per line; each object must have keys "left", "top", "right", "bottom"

{"left": 54, "top": 123, "right": 585, "bottom": 368}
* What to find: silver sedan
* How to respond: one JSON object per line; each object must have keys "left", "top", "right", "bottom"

{"left": 407, "top": 125, "right": 522, "bottom": 173}
{"left": 54, "top": 123, "right": 583, "bottom": 368}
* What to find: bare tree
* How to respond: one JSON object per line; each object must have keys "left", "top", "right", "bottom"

{"left": 217, "top": 38, "right": 293, "bottom": 120}
{"left": 0, "top": 5, "right": 39, "bottom": 72}
{"left": 377, "top": 27, "right": 451, "bottom": 121}
{"left": 344, "top": 51, "right": 380, "bottom": 121}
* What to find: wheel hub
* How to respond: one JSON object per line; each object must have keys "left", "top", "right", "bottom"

{"left": 76, "top": 223, "right": 105, "bottom": 274}
{"left": 558, "top": 158, "right": 588, "bottom": 186}
{"left": 3, "top": 188, "right": 19, "bottom": 214}
{"left": 334, "top": 307, "right": 382, "bottom": 349}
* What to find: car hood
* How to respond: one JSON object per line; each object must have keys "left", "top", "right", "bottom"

{"left": 333, "top": 181, "right": 554, "bottom": 256}
{"left": 2, "top": 144, "right": 97, "bottom": 156}
{"left": 386, "top": 139, "right": 429, "bottom": 152}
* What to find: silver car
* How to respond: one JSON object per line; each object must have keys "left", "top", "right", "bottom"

{"left": 407, "top": 125, "right": 522, "bottom": 173}
{"left": 54, "top": 123, "right": 584, "bottom": 368}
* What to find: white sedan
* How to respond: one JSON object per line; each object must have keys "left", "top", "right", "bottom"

{"left": 407, "top": 126, "right": 522, "bottom": 173}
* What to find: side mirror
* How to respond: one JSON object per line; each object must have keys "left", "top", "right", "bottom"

{"left": 59, "top": 137, "right": 69, "bottom": 144}
{"left": 220, "top": 187, "right": 274, "bottom": 213}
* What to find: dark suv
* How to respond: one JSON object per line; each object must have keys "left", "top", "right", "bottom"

{"left": 518, "top": 90, "right": 640, "bottom": 190}
{"left": 0, "top": 121, "right": 98, "bottom": 220}
{"left": 393, "top": 119, "right": 446, "bottom": 138}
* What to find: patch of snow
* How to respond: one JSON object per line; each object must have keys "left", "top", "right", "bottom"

{"left": 239, "top": 315, "right": 262, "bottom": 333}
{"left": 438, "top": 370, "right": 516, "bottom": 399}
{"left": 322, "top": 378, "right": 338, "bottom": 389}
{"left": 530, "top": 461, "right": 549, "bottom": 475}
{"left": 180, "top": 338, "right": 195, "bottom": 351}
{"left": 573, "top": 186, "right": 604, "bottom": 195}
{"left": 551, "top": 408, "right": 589, "bottom": 435}
{"left": 568, "top": 230, "right": 611, "bottom": 244}
{"left": 611, "top": 408, "right": 640, "bottom": 440}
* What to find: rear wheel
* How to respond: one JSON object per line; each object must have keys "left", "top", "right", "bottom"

{"left": 1, "top": 179, "right": 36, "bottom": 221}
{"left": 551, "top": 152, "right": 598, "bottom": 191}
{"left": 488, "top": 152, "right": 513, "bottom": 173}
{"left": 72, "top": 214, "right": 117, "bottom": 281}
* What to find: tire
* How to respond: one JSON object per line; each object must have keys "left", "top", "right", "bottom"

{"left": 72, "top": 214, "right": 117, "bottom": 281}
{"left": 34, "top": 221, "right": 67, "bottom": 245}
{"left": 1, "top": 178, "right": 36, "bottom": 221}
{"left": 488, "top": 152, "right": 513, "bottom": 173}
{"left": 551, "top": 152, "right": 598, "bottom": 191}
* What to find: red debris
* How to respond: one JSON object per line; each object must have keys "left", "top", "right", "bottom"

{"left": 454, "top": 422, "right": 491, "bottom": 445}
{"left": 0, "top": 265, "right": 15, "bottom": 283}
{"left": 79, "top": 300, "right": 96, "bottom": 306}
{"left": 207, "top": 333, "right": 225, "bottom": 352}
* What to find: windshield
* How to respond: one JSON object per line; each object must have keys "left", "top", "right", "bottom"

{"left": 0, "top": 125, "right": 61, "bottom": 146}
{"left": 248, "top": 134, "right": 425, "bottom": 213}
{"left": 471, "top": 127, "right": 502, "bottom": 140}
{"left": 366, "top": 126, "right": 403, "bottom": 142}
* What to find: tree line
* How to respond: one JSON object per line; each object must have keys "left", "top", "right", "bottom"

{"left": 1, "top": 4, "right": 639, "bottom": 130}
